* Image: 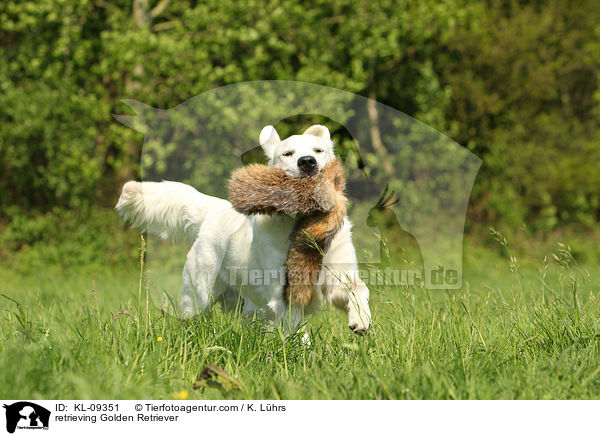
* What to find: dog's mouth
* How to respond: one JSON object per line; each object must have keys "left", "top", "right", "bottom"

{"left": 293, "top": 166, "right": 320, "bottom": 178}
{"left": 301, "top": 168, "right": 319, "bottom": 177}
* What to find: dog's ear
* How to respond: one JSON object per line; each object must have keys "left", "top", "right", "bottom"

{"left": 259, "top": 125, "right": 280, "bottom": 159}
{"left": 303, "top": 125, "right": 331, "bottom": 142}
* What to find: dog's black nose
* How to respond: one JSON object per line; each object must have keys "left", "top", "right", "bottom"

{"left": 297, "top": 156, "right": 317, "bottom": 173}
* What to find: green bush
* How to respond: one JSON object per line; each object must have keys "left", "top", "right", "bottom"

{"left": 0, "top": 208, "right": 140, "bottom": 273}
{"left": 440, "top": 0, "right": 600, "bottom": 231}
{"left": 0, "top": 0, "right": 599, "bottom": 260}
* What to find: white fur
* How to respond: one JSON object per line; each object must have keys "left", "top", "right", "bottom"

{"left": 115, "top": 125, "right": 371, "bottom": 336}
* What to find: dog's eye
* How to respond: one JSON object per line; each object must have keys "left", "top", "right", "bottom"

{"left": 282, "top": 151, "right": 294, "bottom": 157}
{"left": 314, "top": 148, "right": 324, "bottom": 153}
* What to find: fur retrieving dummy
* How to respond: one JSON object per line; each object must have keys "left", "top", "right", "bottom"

{"left": 228, "top": 159, "right": 348, "bottom": 307}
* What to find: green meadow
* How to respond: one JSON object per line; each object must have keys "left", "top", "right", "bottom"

{"left": 2, "top": 229, "right": 600, "bottom": 400}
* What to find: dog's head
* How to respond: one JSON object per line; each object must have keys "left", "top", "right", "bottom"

{"left": 259, "top": 125, "right": 335, "bottom": 178}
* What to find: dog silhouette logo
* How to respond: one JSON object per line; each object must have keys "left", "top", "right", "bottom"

{"left": 3, "top": 402, "right": 50, "bottom": 433}
{"left": 115, "top": 80, "right": 481, "bottom": 296}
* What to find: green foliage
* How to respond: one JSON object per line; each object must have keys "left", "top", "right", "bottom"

{"left": 0, "top": 0, "right": 599, "bottom": 241}
{"left": 440, "top": 0, "right": 600, "bottom": 230}
{"left": 0, "top": 82, "right": 108, "bottom": 213}
{"left": 0, "top": 209, "right": 140, "bottom": 273}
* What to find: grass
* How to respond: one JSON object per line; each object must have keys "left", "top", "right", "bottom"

{"left": 1, "top": 232, "right": 600, "bottom": 400}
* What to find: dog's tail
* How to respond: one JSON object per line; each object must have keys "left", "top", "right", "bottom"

{"left": 115, "top": 181, "right": 229, "bottom": 243}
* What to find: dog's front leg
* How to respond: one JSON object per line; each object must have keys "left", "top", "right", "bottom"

{"left": 321, "top": 224, "right": 372, "bottom": 333}
{"left": 323, "top": 270, "right": 371, "bottom": 333}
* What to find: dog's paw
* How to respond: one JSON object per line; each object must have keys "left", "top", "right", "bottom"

{"left": 348, "top": 306, "right": 371, "bottom": 334}
{"left": 301, "top": 332, "right": 312, "bottom": 347}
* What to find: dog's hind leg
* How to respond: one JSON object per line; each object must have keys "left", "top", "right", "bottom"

{"left": 180, "top": 230, "right": 230, "bottom": 317}
{"left": 266, "top": 299, "right": 310, "bottom": 344}
{"left": 217, "top": 288, "right": 244, "bottom": 313}
{"left": 284, "top": 307, "right": 311, "bottom": 346}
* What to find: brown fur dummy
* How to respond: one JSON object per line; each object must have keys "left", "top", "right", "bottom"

{"left": 228, "top": 160, "right": 347, "bottom": 307}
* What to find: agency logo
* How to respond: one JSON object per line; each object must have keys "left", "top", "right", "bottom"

{"left": 114, "top": 80, "right": 481, "bottom": 315}
{"left": 2, "top": 402, "right": 50, "bottom": 434}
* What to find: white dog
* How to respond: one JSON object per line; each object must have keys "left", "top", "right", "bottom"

{"left": 115, "top": 124, "right": 371, "bottom": 335}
